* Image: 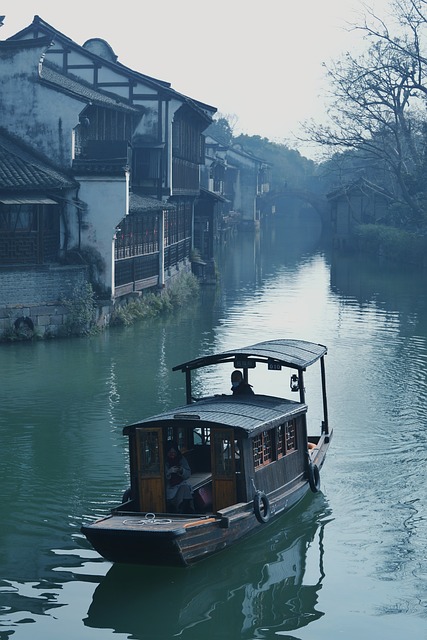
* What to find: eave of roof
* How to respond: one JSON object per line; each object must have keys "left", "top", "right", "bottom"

{"left": 123, "top": 394, "right": 306, "bottom": 437}
{"left": 129, "top": 193, "right": 175, "bottom": 213}
{"left": 0, "top": 35, "right": 53, "bottom": 50}
{"left": 198, "top": 187, "right": 228, "bottom": 203}
{"left": 0, "top": 129, "right": 76, "bottom": 191}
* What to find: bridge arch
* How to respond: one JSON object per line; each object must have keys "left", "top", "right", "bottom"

{"left": 264, "top": 188, "right": 330, "bottom": 230}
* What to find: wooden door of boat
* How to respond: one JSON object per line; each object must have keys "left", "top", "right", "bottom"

{"left": 136, "top": 427, "right": 165, "bottom": 512}
{"left": 211, "top": 428, "right": 237, "bottom": 511}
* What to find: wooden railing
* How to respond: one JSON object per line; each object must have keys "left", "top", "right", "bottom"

{"left": 172, "top": 157, "right": 200, "bottom": 194}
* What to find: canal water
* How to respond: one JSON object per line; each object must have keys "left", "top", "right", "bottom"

{"left": 1, "top": 214, "right": 426, "bottom": 640}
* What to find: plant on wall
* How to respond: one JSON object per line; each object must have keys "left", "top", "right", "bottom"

{"left": 62, "top": 282, "right": 97, "bottom": 336}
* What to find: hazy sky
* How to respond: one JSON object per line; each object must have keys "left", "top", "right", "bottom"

{"left": 0, "top": 0, "right": 393, "bottom": 158}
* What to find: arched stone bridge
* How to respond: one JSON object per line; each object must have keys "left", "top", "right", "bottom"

{"left": 264, "top": 187, "right": 330, "bottom": 230}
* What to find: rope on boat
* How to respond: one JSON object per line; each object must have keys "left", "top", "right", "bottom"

{"left": 122, "top": 513, "right": 172, "bottom": 525}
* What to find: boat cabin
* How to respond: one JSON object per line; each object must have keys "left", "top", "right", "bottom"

{"left": 122, "top": 339, "right": 329, "bottom": 516}
{"left": 124, "top": 396, "right": 307, "bottom": 514}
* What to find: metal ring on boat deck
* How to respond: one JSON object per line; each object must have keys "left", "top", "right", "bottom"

{"left": 253, "top": 491, "right": 271, "bottom": 524}
{"left": 308, "top": 461, "right": 321, "bottom": 493}
{"left": 122, "top": 514, "right": 172, "bottom": 525}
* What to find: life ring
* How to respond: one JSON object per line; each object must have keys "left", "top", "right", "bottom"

{"left": 308, "top": 462, "right": 321, "bottom": 493}
{"left": 253, "top": 491, "right": 271, "bottom": 524}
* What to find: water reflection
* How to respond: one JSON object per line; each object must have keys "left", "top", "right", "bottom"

{"left": 2, "top": 218, "right": 427, "bottom": 639}
{"left": 330, "top": 250, "right": 427, "bottom": 335}
{"left": 84, "top": 493, "right": 331, "bottom": 640}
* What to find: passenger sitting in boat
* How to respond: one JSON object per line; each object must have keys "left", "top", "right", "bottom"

{"left": 231, "top": 370, "right": 254, "bottom": 395}
{"left": 165, "top": 440, "right": 195, "bottom": 513}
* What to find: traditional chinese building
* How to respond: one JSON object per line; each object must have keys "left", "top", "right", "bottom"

{"left": 327, "top": 178, "right": 391, "bottom": 246}
{"left": 0, "top": 16, "right": 216, "bottom": 336}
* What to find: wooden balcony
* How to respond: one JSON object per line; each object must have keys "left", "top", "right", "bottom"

{"left": 172, "top": 157, "right": 200, "bottom": 195}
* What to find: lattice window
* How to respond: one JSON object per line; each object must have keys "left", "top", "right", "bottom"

{"left": 277, "top": 424, "right": 285, "bottom": 459}
{"left": 277, "top": 419, "right": 298, "bottom": 457}
{"left": 253, "top": 430, "right": 273, "bottom": 469}
{"left": 285, "top": 419, "right": 297, "bottom": 453}
{"left": 0, "top": 204, "right": 60, "bottom": 264}
{"left": 0, "top": 206, "right": 37, "bottom": 232}
{"left": 253, "top": 435, "right": 262, "bottom": 468}
{"left": 263, "top": 430, "right": 272, "bottom": 463}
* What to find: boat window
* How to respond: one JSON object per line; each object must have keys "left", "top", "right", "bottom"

{"left": 166, "top": 425, "right": 194, "bottom": 452}
{"left": 138, "top": 430, "right": 161, "bottom": 475}
{"left": 193, "top": 426, "right": 210, "bottom": 445}
{"left": 212, "top": 431, "right": 234, "bottom": 477}
{"left": 253, "top": 430, "right": 273, "bottom": 469}
{"left": 277, "top": 419, "right": 297, "bottom": 457}
{"left": 285, "top": 419, "right": 297, "bottom": 453}
{"left": 277, "top": 424, "right": 285, "bottom": 459}
{"left": 176, "top": 426, "right": 186, "bottom": 452}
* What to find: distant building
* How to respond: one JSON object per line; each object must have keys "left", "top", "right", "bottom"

{"left": 193, "top": 133, "right": 271, "bottom": 271}
{"left": 327, "top": 178, "right": 391, "bottom": 245}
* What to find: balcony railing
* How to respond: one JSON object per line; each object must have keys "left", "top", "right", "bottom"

{"left": 77, "top": 139, "right": 131, "bottom": 162}
{"left": 172, "top": 157, "right": 199, "bottom": 194}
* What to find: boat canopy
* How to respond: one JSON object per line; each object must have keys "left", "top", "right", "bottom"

{"left": 123, "top": 394, "right": 305, "bottom": 438}
{"left": 172, "top": 339, "right": 327, "bottom": 373}
{"left": 172, "top": 339, "right": 329, "bottom": 428}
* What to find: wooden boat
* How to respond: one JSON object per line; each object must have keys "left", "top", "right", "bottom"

{"left": 81, "top": 339, "right": 332, "bottom": 566}
{"left": 85, "top": 495, "right": 329, "bottom": 636}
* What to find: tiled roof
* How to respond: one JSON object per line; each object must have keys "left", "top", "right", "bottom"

{"left": 8, "top": 16, "right": 172, "bottom": 90}
{"left": 0, "top": 129, "right": 76, "bottom": 191}
{"left": 8, "top": 16, "right": 215, "bottom": 121}
{"left": 129, "top": 193, "right": 175, "bottom": 213}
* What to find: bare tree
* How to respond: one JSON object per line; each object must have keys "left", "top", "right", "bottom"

{"left": 305, "top": 0, "right": 427, "bottom": 226}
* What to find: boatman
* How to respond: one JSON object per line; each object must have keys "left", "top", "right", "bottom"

{"left": 231, "top": 370, "right": 254, "bottom": 395}
{"left": 165, "top": 440, "right": 195, "bottom": 513}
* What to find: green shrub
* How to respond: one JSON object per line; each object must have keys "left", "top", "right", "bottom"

{"left": 111, "top": 272, "right": 200, "bottom": 327}
{"left": 354, "top": 224, "right": 427, "bottom": 267}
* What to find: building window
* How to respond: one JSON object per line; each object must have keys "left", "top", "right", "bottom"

{"left": 132, "top": 148, "right": 162, "bottom": 186}
{"left": 0, "top": 204, "right": 60, "bottom": 265}
{"left": 0, "top": 206, "right": 37, "bottom": 232}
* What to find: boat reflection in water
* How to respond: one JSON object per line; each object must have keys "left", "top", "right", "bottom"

{"left": 84, "top": 493, "right": 331, "bottom": 639}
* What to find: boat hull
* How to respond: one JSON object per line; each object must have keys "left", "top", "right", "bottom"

{"left": 82, "top": 517, "right": 189, "bottom": 566}
{"left": 81, "top": 476, "right": 314, "bottom": 567}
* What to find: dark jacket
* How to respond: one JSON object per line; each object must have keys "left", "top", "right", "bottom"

{"left": 232, "top": 380, "right": 254, "bottom": 395}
